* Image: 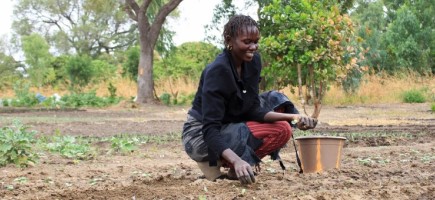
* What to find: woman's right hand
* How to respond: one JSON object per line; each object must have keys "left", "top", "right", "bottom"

{"left": 233, "top": 159, "right": 256, "bottom": 184}
{"left": 222, "top": 149, "right": 256, "bottom": 184}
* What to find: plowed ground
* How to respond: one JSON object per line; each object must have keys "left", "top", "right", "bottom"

{"left": 0, "top": 103, "right": 433, "bottom": 200}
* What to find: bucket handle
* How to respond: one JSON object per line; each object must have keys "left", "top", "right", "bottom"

{"left": 291, "top": 134, "right": 303, "bottom": 173}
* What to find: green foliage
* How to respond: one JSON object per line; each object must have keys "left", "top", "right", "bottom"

{"left": 21, "top": 33, "right": 55, "bottom": 87}
{"left": 65, "top": 55, "right": 116, "bottom": 91}
{"left": 178, "top": 92, "right": 196, "bottom": 105}
{"left": 260, "top": 0, "right": 361, "bottom": 115}
{"left": 122, "top": 46, "right": 140, "bottom": 81}
{"left": 158, "top": 92, "right": 195, "bottom": 106}
{"left": 431, "top": 102, "right": 435, "bottom": 112}
{"left": 109, "top": 136, "right": 139, "bottom": 155}
{"left": 384, "top": 5, "right": 426, "bottom": 73}
{"left": 341, "top": 67, "right": 365, "bottom": 94}
{"left": 65, "top": 55, "right": 94, "bottom": 91}
{"left": 261, "top": 0, "right": 359, "bottom": 86}
{"left": 351, "top": 0, "right": 388, "bottom": 72}
{"left": 43, "top": 134, "right": 95, "bottom": 160}
{"left": 61, "top": 91, "right": 121, "bottom": 108}
{"left": 90, "top": 59, "right": 117, "bottom": 83}
{"left": 0, "top": 50, "right": 21, "bottom": 89}
{"left": 10, "top": 81, "right": 39, "bottom": 107}
{"left": 154, "top": 42, "right": 220, "bottom": 80}
{"left": 402, "top": 89, "right": 426, "bottom": 103}
{"left": 13, "top": 0, "right": 137, "bottom": 56}
{"left": 351, "top": 0, "right": 434, "bottom": 75}
{"left": 108, "top": 82, "right": 117, "bottom": 99}
{"left": 49, "top": 55, "right": 70, "bottom": 86}
{"left": 5, "top": 87, "right": 121, "bottom": 108}
{"left": 159, "top": 93, "right": 171, "bottom": 105}
{"left": 0, "top": 120, "right": 38, "bottom": 167}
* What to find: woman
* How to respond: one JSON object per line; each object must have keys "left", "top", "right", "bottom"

{"left": 182, "top": 14, "right": 317, "bottom": 185}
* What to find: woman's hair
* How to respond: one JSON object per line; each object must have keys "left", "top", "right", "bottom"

{"left": 223, "top": 15, "right": 259, "bottom": 47}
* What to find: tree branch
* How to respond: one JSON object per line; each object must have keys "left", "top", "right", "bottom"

{"left": 125, "top": 0, "right": 140, "bottom": 21}
{"left": 149, "top": 0, "right": 183, "bottom": 42}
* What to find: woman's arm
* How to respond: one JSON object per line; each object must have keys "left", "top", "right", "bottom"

{"left": 263, "top": 111, "right": 318, "bottom": 130}
{"left": 263, "top": 111, "right": 299, "bottom": 122}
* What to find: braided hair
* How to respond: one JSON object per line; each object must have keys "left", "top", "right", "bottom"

{"left": 223, "top": 15, "right": 259, "bottom": 49}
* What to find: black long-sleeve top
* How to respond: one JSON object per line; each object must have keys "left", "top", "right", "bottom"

{"left": 188, "top": 49, "right": 269, "bottom": 162}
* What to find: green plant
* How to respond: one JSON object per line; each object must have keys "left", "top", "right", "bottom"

{"left": 109, "top": 136, "right": 138, "bottom": 155}
{"left": 108, "top": 82, "right": 117, "bottom": 99}
{"left": 61, "top": 91, "right": 120, "bottom": 108}
{"left": 44, "top": 135, "right": 95, "bottom": 160}
{"left": 14, "top": 176, "right": 28, "bottom": 184}
{"left": 402, "top": 89, "right": 426, "bottom": 103}
{"left": 431, "top": 102, "right": 435, "bottom": 112}
{"left": 159, "top": 93, "right": 171, "bottom": 105}
{"left": 66, "top": 54, "right": 101, "bottom": 91}
{"left": 11, "top": 81, "right": 39, "bottom": 107}
{"left": 0, "top": 120, "right": 39, "bottom": 167}
{"left": 260, "top": 0, "right": 361, "bottom": 118}
{"left": 122, "top": 46, "right": 140, "bottom": 81}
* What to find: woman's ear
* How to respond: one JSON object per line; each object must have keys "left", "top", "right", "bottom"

{"left": 224, "top": 35, "right": 231, "bottom": 44}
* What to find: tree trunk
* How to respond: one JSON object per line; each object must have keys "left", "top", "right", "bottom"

{"left": 309, "top": 65, "right": 322, "bottom": 119}
{"left": 312, "top": 80, "right": 323, "bottom": 119}
{"left": 136, "top": 38, "right": 155, "bottom": 104}
{"left": 297, "top": 63, "right": 309, "bottom": 116}
{"left": 124, "top": 0, "right": 183, "bottom": 105}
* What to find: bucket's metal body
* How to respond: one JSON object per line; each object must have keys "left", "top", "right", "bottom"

{"left": 295, "top": 136, "right": 346, "bottom": 173}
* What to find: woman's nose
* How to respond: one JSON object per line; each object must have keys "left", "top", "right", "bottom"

{"left": 249, "top": 43, "right": 258, "bottom": 50}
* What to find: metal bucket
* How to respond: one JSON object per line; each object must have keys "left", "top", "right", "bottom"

{"left": 295, "top": 136, "right": 346, "bottom": 173}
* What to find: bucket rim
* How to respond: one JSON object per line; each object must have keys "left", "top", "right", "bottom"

{"left": 295, "top": 135, "right": 347, "bottom": 140}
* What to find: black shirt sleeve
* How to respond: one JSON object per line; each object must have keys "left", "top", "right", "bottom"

{"left": 201, "top": 62, "right": 233, "bottom": 157}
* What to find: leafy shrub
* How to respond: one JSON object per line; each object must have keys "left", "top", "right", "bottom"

{"left": 159, "top": 93, "right": 171, "bottom": 105}
{"left": 109, "top": 136, "right": 138, "bottom": 155}
{"left": 10, "top": 81, "right": 39, "bottom": 107}
{"left": 178, "top": 93, "right": 195, "bottom": 105}
{"left": 43, "top": 135, "right": 95, "bottom": 160}
{"left": 65, "top": 55, "right": 93, "bottom": 91}
{"left": 431, "top": 102, "right": 435, "bottom": 112}
{"left": 61, "top": 91, "right": 120, "bottom": 108}
{"left": 122, "top": 46, "right": 140, "bottom": 81}
{"left": 402, "top": 89, "right": 426, "bottom": 103}
{"left": 0, "top": 120, "right": 38, "bottom": 167}
{"left": 158, "top": 92, "right": 195, "bottom": 106}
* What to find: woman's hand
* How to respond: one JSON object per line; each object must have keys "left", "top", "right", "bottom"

{"left": 222, "top": 149, "right": 255, "bottom": 184}
{"left": 233, "top": 159, "right": 256, "bottom": 184}
{"left": 296, "top": 115, "right": 318, "bottom": 130}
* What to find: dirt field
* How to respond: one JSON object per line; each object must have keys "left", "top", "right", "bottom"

{"left": 0, "top": 103, "right": 434, "bottom": 200}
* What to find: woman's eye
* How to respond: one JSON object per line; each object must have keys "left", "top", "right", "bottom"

{"left": 244, "top": 40, "right": 258, "bottom": 45}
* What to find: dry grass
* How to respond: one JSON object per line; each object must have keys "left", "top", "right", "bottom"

{"left": 1, "top": 74, "right": 433, "bottom": 106}
{"left": 154, "top": 77, "right": 198, "bottom": 97}
{"left": 323, "top": 73, "right": 434, "bottom": 105}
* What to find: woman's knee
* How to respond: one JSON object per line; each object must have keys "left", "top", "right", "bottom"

{"left": 275, "top": 121, "right": 292, "bottom": 141}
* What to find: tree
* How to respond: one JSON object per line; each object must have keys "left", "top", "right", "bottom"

{"left": 154, "top": 42, "right": 221, "bottom": 80}
{"left": 13, "top": 0, "right": 137, "bottom": 56}
{"left": 0, "top": 36, "right": 22, "bottom": 89}
{"left": 260, "top": 0, "right": 362, "bottom": 118}
{"left": 123, "top": 0, "right": 183, "bottom": 104}
{"left": 21, "top": 33, "right": 54, "bottom": 87}
{"left": 205, "top": 0, "right": 356, "bottom": 45}
{"left": 351, "top": 0, "right": 434, "bottom": 74}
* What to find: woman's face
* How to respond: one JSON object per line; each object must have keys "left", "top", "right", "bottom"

{"left": 230, "top": 25, "right": 260, "bottom": 66}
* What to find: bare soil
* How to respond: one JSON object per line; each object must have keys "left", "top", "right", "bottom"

{"left": 0, "top": 103, "right": 434, "bottom": 200}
